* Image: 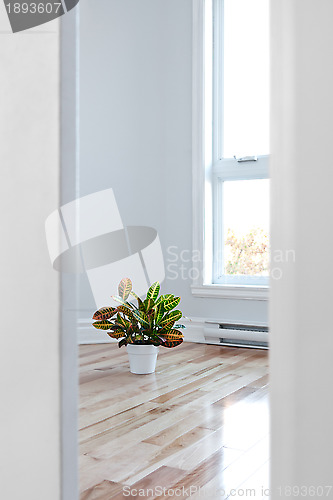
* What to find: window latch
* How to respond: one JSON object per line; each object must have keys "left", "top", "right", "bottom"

{"left": 234, "top": 155, "right": 258, "bottom": 163}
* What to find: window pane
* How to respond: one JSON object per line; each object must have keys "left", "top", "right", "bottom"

{"left": 223, "top": 0, "right": 270, "bottom": 158}
{"left": 222, "top": 179, "right": 269, "bottom": 276}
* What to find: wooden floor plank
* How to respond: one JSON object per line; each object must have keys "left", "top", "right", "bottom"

{"left": 153, "top": 447, "right": 243, "bottom": 500}
{"left": 110, "top": 466, "right": 188, "bottom": 500}
{"left": 81, "top": 480, "right": 124, "bottom": 500}
{"left": 190, "top": 438, "right": 270, "bottom": 500}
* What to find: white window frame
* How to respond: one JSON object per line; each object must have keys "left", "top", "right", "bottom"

{"left": 191, "top": 0, "right": 269, "bottom": 300}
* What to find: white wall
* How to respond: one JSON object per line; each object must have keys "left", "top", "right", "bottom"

{"left": 0, "top": 11, "right": 61, "bottom": 500}
{"left": 270, "top": 0, "right": 333, "bottom": 496}
{"left": 77, "top": 0, "right": 268, "bottom": 326}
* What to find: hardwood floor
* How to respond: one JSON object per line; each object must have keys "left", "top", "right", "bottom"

{"left": 79, "top": 343, "right": 269, "bottom": 499}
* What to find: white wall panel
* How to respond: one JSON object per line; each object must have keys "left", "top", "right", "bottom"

{"left": 270, "top": 0, "right": 333, "bottom": 496}
{"left": 0, "top": 20, "right": 61, "bottom": 500}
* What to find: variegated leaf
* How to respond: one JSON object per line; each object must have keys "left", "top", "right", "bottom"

{"left": 160, "top": 310, "right": 182, "bottom": 327}
{"left": 155, "top": 293, "right": 173, "bottom": 306}
{"left": 161, "top": 328, "right": 184, "bottom": 340}
{"left": 155, "top": 303, "right": 165, "bottom": 324}
{"left": 127, "top": 324, "right": 134, "bottom": 335}
{"left": 131, "top": 309, "right": 149, "bottom": 328}
{"left": 107, "top": 331, "right": 124, "bottom": 339}
{"left": 92, "top": 307, "right": 117, "bottom": 321}
{"left": 161, "top": 334, "right": 184, "bottom": 342}
{"left": 111, "top": 295, "right": 132, "bottom": 308}
{"left": 147, "top": 281, "right": 160, "bottom": 301}
{"left": 139, "top": 299, "right": 146, "bottom": 312}
{"left": 116, "top": 313, "right": 130, "bottom": 329}
{"left": 117, "top": 305, "right": 137, "bottom": 321}
{"left": 163, "top": 339, "right": 183, "bottom": 348}
{"left": 92, "top": 320, "right": 112, "bottom": 330}
{"left": 118, "top": 278, "right": 132, "bottom": 300}
{"left": 109, "top": 325, "right": 125, "bottom": 332}
{"left": 143, "top": 298, "right": 155, "bottom": 313}
{"left": 162, "top": 296, "right": 180, "bottom": 311}
{"left": 159, "top": 322, "right": 174, "bottom": 334}
{"left": 130, "top": 290, "right": 140, "bottom": 301}
{"left": 119, "top": 338, "right": 127, "bottom": 348}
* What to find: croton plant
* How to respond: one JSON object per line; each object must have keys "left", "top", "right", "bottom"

{"left": 92, "top": 278, "right": 185, "bottom": 348}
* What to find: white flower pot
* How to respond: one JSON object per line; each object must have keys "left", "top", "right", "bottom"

{"left": 126, "top": 344, "right": 159, "bottom": 374}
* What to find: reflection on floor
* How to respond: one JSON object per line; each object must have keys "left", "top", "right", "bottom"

{"left": 79, "top": 343, "right": 269, "bottom": 499}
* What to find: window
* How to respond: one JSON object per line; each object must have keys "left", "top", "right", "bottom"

{"left": 192, "top": 0, "right": 270, "bottom": 298}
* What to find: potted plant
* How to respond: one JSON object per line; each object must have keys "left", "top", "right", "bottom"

{"left": 92, "top": 278, "right": 185, "bottom": 374}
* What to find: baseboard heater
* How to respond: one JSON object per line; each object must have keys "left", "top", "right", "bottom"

{"left": 204, "top": 321, "right": 269, "bottom": 349}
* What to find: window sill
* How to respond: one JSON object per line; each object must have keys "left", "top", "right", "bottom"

{"left": 191, "top": 284, "right": 269, "bottom": 301}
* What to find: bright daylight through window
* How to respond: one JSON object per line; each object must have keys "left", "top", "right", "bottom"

{"left": 207, "top": 0, "right": 270, "bottom": 287}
